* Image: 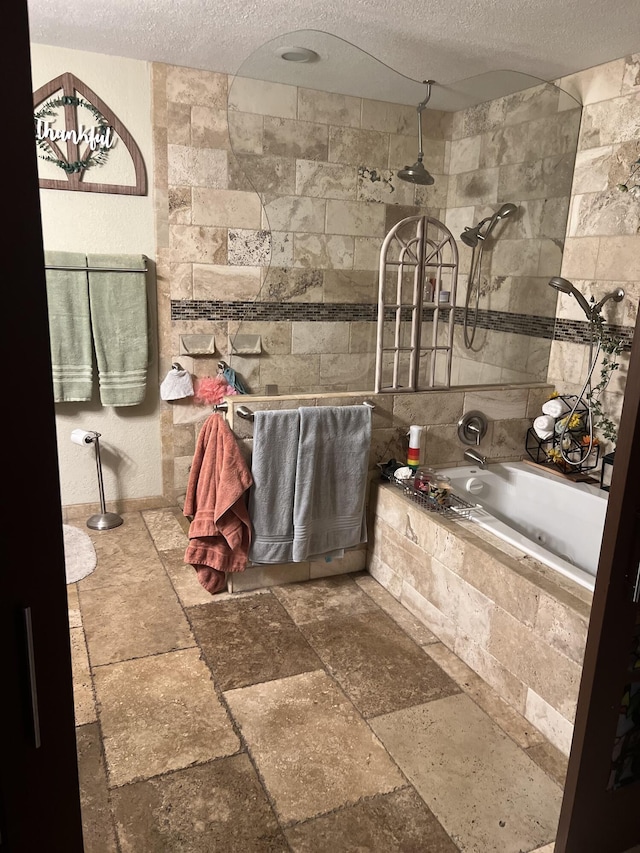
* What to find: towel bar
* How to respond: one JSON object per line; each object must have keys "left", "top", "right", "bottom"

{"left": 212, "top": 400, "right": 376, "bottom": 421}
{"left": 45, "top": 255, "right": 148, "bottom": 273}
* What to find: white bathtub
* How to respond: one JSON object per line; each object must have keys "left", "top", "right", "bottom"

{"left": 439, "top": 461, "right": 608, "bottom": 592}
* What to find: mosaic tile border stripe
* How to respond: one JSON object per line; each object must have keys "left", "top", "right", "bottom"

{"left": 171, "top": 300, "right": 634, "bottom": 348}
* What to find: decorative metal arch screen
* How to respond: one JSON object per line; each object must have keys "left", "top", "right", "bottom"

{"left": 375, "top": 215, "right": 459, "bottom": 392}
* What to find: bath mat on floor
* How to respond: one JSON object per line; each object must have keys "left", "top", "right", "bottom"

{"left": 63, "top": 524, "right": 97, "bottom": 584}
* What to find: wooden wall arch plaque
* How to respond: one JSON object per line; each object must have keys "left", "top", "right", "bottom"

{"left": 33, "top": 72, "right": 147, "bottom": 196}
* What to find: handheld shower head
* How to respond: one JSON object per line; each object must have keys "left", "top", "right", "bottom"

{"left": 459, "top": 203, "right": 517, "bottom": 247}
{"left": 548, "top": 277, "right": 593, "bottom": 318}
{"left": 548, "top": 276, "right": 575, "bottom": 294}
{"left": 460, "top": 222, "right": 487, "bottom": 247}
{"left": 495, "top": 203, "right": 517, "bottom": 220}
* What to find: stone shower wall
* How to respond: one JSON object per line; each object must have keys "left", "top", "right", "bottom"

{"left": 546, "top": 54, "right": 640, "bottom": 448}
{"left": 152, "top": 56, "right": 639, "bottom": 501}
{"left": 152, "top": 63, "right": 450, "bottom": 497}
{"left": 444, "top": 83, "right": 581, "bottom": 385}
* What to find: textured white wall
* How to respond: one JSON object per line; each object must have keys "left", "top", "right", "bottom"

{"left": 31, "top": 44, "right": 162, "bottom": 506}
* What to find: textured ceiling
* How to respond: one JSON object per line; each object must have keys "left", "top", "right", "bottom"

{"left": 26, "top": 0, "right": 640, "bottom": 108}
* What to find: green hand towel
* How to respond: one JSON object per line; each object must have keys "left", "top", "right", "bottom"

{"left": 45, "top": 251, "right": 93, "bottom": 402}
{"left": 88, "top": 254, "right": 148, "bottom": 407}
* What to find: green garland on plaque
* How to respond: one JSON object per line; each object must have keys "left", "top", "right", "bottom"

{"left": 34, "top": 94, "right": 115, "bottom": 174}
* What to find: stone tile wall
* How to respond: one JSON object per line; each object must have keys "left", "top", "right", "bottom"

{"left": 153, "top": 64, "right": 450, "bottom": 407}
{"left": 152, "top": 63, "right": 454, "bottom": 496}
{"left": 367, "top": 479, "right": 593, "bottom": 756}
{"left": 153, "top": 55, "right": 638, "bottom": 500}
{"left": 547, "top": 54, "right": 640, "bottom": 450}
{"left": 445, "top": 83, "right": 582, "bottom": 385}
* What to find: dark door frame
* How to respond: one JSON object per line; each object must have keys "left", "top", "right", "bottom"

{"left": 556, "top": 311, "right": 640, "bottom": 850}
{"left": 0, "top": 3, "right": 84, "bottom": 850}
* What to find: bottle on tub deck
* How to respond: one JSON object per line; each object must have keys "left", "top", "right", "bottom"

{"left": 414, "top": 466, "right": 437, "bottom": 494}
{"left": 414, "top": 467, "right": 453, "bottom": 507}
{"left": 431, "top": 474, "right": 453, "bottom": 506}
{"left": 407, "top": 425, "right": 425, "bottom": 471}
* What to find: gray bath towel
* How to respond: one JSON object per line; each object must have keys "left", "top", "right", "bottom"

{"left": 87, "top": 254, "right": 148, "bottom": 406}
{"left": 292, "top": 406, "right": 372, "bottom": 562}
{"left": 248, "top": 410, "right": 300, "bottom": 564}
{"left": 45, "top": 251, "right": 93, "bottom": 402}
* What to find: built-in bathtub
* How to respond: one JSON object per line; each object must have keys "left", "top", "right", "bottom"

{"left": 439, "top": 461, "right": 608, "bottom": 592}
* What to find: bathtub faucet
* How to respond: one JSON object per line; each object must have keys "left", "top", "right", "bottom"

{"left": 464, "top": 448, "right": 487, "bottom": 469}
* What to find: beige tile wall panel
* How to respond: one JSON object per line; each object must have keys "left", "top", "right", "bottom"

{"left": 297, "top": 87, "right": 361, "bottom": 127}
{"left": 191, "top": 188, "right": 262, "bottom": 229}
{"left": 167, "top": 144, "right": 228, "bottom": 188}
{"left": 228, "top": 76, "right": 297, "bottom": 119}
{"left": 192, "top": 264, "right": 262, "bottom": 300}
{"left": 167, "top": 67, "right": 228, "bottom": 109}
{"left": 325, "top": 199, "right": 386, "bottom": 237}
{"left": 295, "top": 160, "right": 357, "bottom": 199}
{"left": 263, "top": 194, "right": 326, "bottom": 233}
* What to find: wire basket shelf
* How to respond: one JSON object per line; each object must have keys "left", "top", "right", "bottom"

{"left": 390, "top": 474, "right": 477, "bottom": 520}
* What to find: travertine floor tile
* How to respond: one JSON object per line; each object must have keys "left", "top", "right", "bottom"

{"left": 371, "top": 693, "right": 561, "bottom": 853}
{"left": 82, "top": 514, "right": 162, "bottom": 589}
{"left": 94, "top": 648, "right": 239, "bottom": 786}
{"left": 302, "top": 611, "right": 459, "bottom": 718}
{"left": 160, "top": 548, "right": 215, "bottom": 607}
{"left": 76, "top": 723, "right": 118, "bottom": 853}
{"left": 80, "top": 576, "right": 195, "bottom": 666}
{"left": 142, "top": 508, "right": 188, "bottom": 551}
{"left": 70, "top": 626, "right": 96, "bottom": 726}
{"left": 272, "top": 575, "right": 379, "bottom": 625}
{"left": 225, "top": 670, "right": 405, "bottom": 824}
{"left": 285, "top": 787, "right": 459, "bottom": 852}
{"left": 426, "top": 643, "right": 546, "bottom": 749}
{"left": 111, "top": 754, "right": 287, "bottom": 852}
{"left": 189, "top": 592, "right": 322, "bottom": 690}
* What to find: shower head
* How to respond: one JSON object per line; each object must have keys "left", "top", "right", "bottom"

{"left": 548, "top": 276, "right": 575, "bottom": 294}
{"left": 495, "top": 203, "right": 517, "bottom": 220}
{"left": 398, "top": 81, "right": 435, "bottom": 187}
{"left": 460, "top": 222, "right": 488, "bottom": 247}
{"left": 548, "top": 277, "right": 593, "bottom": 318}
{"left": 397, "top": 160, "right": 435, "bottom": 186}
{"left": 459, "top": 203, "right": 517, "bottom": 247}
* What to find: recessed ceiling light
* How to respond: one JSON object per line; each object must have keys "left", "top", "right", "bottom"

{"left": 276, "top": 46, "right": 320, "bottom": 63}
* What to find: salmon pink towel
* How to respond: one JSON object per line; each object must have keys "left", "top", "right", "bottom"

{"left": 183, "top": 414, "right": 253, "bottom": 594}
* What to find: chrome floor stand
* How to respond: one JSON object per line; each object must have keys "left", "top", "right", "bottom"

{"left": 86, "top": 432, "right": 123, "bottom": 530}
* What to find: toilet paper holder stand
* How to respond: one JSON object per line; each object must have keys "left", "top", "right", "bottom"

{"left": 81, "top": 431, "right": 123, "bottom": 530}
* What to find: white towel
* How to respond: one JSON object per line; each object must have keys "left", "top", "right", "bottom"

{"left": 248, "top": 410, "right": 300, "bottom": 564}
{"left": 292, "top": 406, "right": 372, "bottom": 562}
{"left": 533, "top": 415, "right": 555, "bottom": 441}
{"left": 160, "top": 366, "right": 194, "bottom": 400}
{"left": 541, "top": 397, "right": 570, "bottom": 418}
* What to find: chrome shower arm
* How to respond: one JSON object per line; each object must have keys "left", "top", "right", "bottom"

{"left": 417, "top": 80, "right": 433, "bottom": 113}
{"left": 415, "top": 80, "right": 434, "bottom": 161}
{"left": 594, "top": 288, "right": 625, "bottom": 313}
